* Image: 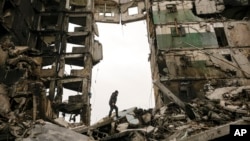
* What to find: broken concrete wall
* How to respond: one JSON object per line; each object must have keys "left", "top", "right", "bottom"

{"left": 120, "top": 1, "right": 146, "bottom": 24}
{"left": 224, "top": 21, "right": 250, "bottom": 47}
{"left": 0, "top": 0, "right": 103, "bottom": 139}
{"left": 155, "top": 24, "right": 218, "bottom": 49}
{"left": 94, "top": 0, "right": 120, "bottom": 23}
{"left": 152, "top": 1, "right": 202, "bottom": 24}
{"left": 195, "top": 0, "right": 225, "bottom": 15}
{"left": 146, "top": 0, "right": 250, "bottom": 106}
{"left": 94, "top": 0, "right": 146, "bottom": 24}
{"left": 0, "top": 1, "right": 33, "bottom": 45}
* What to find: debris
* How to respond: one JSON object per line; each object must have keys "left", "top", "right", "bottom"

{"left": 54, "top": 117, "right": 69, "bottom": 128}
{"left": 141, "top": 112, "right": 152, "bottom": 124}
{"left": 126, "top": 114, "right": 140, "bottom": 127}
{"left": 154, "top": 80, "right": 196, "bottom": 120}
{"left": 116, "top": 123, "right": 129, "bottom": 132}
{"left": 21, "top": 122, "right": 90, "bottom": 141}
{"left": 81, "top": 90, "right": 250, "bottom": 140}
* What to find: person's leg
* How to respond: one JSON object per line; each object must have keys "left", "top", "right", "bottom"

{"left": 108, "top": 105, "right": 114, "bottom": 117}
{"left": 114, "top": 105, "right": 119, "bottom": 118}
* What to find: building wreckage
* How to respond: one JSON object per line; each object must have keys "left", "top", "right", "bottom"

{"left": 0, "top": 0, "right": 250, "bottom": 140}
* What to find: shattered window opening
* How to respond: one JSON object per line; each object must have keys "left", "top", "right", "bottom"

{"left": 128, "top": 7, "right": 139, "bottom": 15}
{"left": 171, "top": 26, "right": 186, "bottom": 37}
{"left": 68, "top": 23, "right": 81, "bottom": 32}
{"left": 223, "top": 54, "right": 232, "bottom": 62}
{"left": 40, "top": 15, "right": 58, "bottom": 29}
{"left": 65, "top": 64, "right": 83, "bottom": 70}
{"left": 166, "top": 4, "right": 177, "bottom": 13}
{"left": 66, "top": 43, "right": 85, "bottom": 53}
{"left": 99, "top": 7, "right": 115, "bottom": 17}
{"left": 105, "top": 12, "right": 114, "bottom": 17}
{"left": 42, "top": 65, "right": 53, "bottom": 69}
{"left": 214, "top": 27, "right": 228, "bottom": 47}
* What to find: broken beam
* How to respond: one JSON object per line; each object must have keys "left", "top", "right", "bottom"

{"left": 153, "top": 80, "right": 196, "bottom": 119}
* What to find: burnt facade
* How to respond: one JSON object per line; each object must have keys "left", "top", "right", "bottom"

{"left": 0, "top": 0, "right": 102, "bottom": 129}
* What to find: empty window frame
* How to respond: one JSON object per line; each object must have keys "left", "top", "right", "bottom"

{"left": 222, "top": 54, "right": 232, "bottom": 61}
{"left": 171, "top": 26, "right": 186, "bottom": 37}
{"left": 166, "top": 4, "right": 177, "bottom": 13}
{"left": 99, "top": 7, "right": 115, "bottom": 17}
{"left": 214, "top": 27, "right": 228, "bottom": 47}
{"left": 128, "top": 7, "right": 139, "bottom": 15}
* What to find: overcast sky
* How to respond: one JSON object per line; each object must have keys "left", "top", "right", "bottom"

{"left": 90, "top": 21, "right": 155, "bottom": 124}
{"left": 63, "top": 21, "right": 154, "bottom": 124}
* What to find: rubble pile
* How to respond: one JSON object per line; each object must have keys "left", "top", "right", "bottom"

{"left": 76, "top": 87, "right": 250, "bottom": 141}
{"left": 0, "top": 36, "right": 45, "bottom": 140}
{"left": 0, "top": 37, "right": 91, "bottom": 141}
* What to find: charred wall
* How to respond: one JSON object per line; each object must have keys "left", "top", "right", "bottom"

{"left": 0, "top": 0, "right": 102, "bottom": 133}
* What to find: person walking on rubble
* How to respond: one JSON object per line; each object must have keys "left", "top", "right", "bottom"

{"left": 108, "top": 90, "right": 120, "bottom": 118}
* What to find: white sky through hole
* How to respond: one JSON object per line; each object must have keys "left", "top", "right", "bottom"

{"left": 64, "top": 21, "right": 155, "bottom": 125}
{"left": 90, "top": 21, "right": 154, "bottom": 124}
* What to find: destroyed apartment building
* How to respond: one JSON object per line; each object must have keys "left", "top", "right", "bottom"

{"left": 0, "top": 0, "right": 250, "bottom": 140}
